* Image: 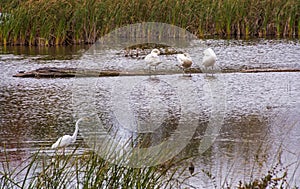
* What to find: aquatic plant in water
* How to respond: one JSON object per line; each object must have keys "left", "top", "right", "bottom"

{"left": 0, "top": 146, "right": 190, "bottom": 189}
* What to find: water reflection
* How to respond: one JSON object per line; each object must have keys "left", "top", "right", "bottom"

{"left": 73, "top": 74, "right": 205, "bottom": 167}
{"left": 1, "top": 39, "right": 300, "bottom": 187}
{"left": 0, "top": 45, "right": 90, "bottom": 60}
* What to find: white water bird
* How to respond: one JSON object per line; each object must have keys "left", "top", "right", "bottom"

{"left": 51, "top": 117, "right": 86, "bottom": 151}
{"left": 145, "top": 49, "right": 162, "bottom": 73}
{"left": 177, "top": 53, "right": 193, "bottom": 76}
{"left": 202, "top": 48, "right": 217, "bottom": 75}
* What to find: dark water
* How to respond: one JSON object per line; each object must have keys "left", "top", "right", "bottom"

{"left": 0, "top": 39, "right": 300, "bottom": 188}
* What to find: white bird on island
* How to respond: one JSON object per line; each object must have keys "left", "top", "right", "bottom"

{"left": 51, "top": 117, "right": 86, "bottom": 153}
{"left": 145, "top": 49, "right": 162, "bottom": 74}
{"left": 176, "top": 53, "right": 193, "bottom": 76}
{"left": 202, "top": 48, "right": 217, "bottom": 75}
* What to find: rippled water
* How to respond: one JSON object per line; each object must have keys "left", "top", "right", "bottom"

{"left": 1, "top": 39, "right": 300, "bottom": 188}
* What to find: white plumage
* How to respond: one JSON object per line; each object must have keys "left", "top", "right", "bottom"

{"left": 145, "top": 49, "right": 162, "bottom": 73}
{"left": 202, "top": 48, "right": 217, "bottom": 74}
{"left": 176, "top": 53, "right": 193, "bottom": 76}
{"left": 51, "top": 117, "right": 85, "bottom": 150}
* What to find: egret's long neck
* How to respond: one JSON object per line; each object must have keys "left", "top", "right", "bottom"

{"left": 72, "top": 118, "right": 82, "bottom": 141}
{"left": 152, "top": 52, "right": 158, "bottom": 57}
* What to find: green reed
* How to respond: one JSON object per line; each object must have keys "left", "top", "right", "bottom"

{"left": 0, "top": 0, "right": 299, "bottom": 46}
{"left": 0, "top": 146, "right": 186, "bottom": 189}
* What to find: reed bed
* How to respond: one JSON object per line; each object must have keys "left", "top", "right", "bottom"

{"left": 0, "top": 145, "right": 295, "bottom": 188}
{"left": 0, "top": 0, "right": 299, "bottom": 46}
{"left": 0, "top": 148, "right": 187, "bottom": 189}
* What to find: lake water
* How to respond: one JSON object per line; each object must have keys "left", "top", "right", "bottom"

{"left": 1, "top": 39, "right": 300, "bottom": 188}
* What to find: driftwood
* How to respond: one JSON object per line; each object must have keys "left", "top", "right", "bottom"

{"left": 13, "top": 67, "right": 121, "bottom": 78}
{"left": 13, "top": 67, "right": 203, "bottom": 78}
{"left": 13, "top": 67, "right": 300, "bottom": 78}
{"left": 240, "top": 68, "right": 300, "bottom": 73}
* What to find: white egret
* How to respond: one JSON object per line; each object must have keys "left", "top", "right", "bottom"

{"left": 202, "top": 48, "right": 217, "bottom": 75}
{"left": 176, "top": 53, "right": 193, "bottom": 76}
{"left": 145, "top": 49, "right": 162, "bottom": 74}
{"left": 51, "top": 117, "right": 86, "bottom": 152}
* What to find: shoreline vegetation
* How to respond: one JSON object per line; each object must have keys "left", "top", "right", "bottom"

{"left": 0, "top": 0, "right": 299, "bottom": 46}
{"left": 0, "top": 147, "right": 291, "bottom": 188}
{"left": 0, "top": 148, "right": 188, "bottom": 188}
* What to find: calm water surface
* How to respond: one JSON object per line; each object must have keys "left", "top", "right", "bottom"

{"left": 0, "top": 39, "right": 300, "bottom": 188}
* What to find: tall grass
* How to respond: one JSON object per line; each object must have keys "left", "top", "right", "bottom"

{"left": 0, "top": 147, "right": 187, "bottom": 188}
{"left": 0, "top": 0, "right": 299, "bottom": 46}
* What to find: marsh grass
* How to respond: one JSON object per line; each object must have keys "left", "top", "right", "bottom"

{"left": 194, "top": 113, "right": 300, "bottom": 189}
{"left": 0, "top": 0, "right": 299, "bottom": 46}
{"left": 197, "top": 143, "right": 293, "bottom": 189}
{"left": 0, "top": 147, "right": 189, "bottom": 189}
{"left": 1, "top": 130, "right": 299, "bottom": 188}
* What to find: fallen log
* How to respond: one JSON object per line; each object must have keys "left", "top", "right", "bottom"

{"left": 240, "top": 68, "right": 300, "bottom": 73}
{"left": 13, "top": 67, "right": 204, "bottom": 78}
{"left": 13, "top": 67, "right": 300, "bottom": 78}
{"left": 13, "top": 67, "right": 122, "bottom": 78}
